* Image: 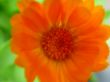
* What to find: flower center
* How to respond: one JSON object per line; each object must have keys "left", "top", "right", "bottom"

{"left": 41, "top": 27, "right": 74, "bottom": 61}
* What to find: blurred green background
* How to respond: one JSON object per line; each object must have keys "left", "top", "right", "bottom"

{"left": 0, "top": 0, "right": 110, "bottom": 82}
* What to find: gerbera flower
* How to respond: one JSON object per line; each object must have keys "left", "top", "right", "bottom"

{"left": 11, "top": 0, "right": 110, "bottom": 82}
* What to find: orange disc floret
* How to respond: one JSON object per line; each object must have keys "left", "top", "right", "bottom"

{"left": 41, "top": 27, "right": 74, "bottom": 61}
{"left": 11, "top": 0, "right": 110, "bottom": 82}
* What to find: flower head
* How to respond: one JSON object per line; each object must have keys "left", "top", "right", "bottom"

{"left": 11, "top": 0, "right": 110, "bottom": 82}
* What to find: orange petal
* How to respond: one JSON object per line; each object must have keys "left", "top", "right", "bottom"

{"left": 11, "top": 14, "right": 39, "bottom": 53}
{"left": 73, "top": 43, "right": 99, "bottom": 70}
{"left": 12, "top": 33, "right": 38, "bottom": 52}
{"left": 89, "top": 6, "right": 105, "bottom": 26}
{"left": 63, "top": 59, "right": 91, "bottom": 82}
{"left": 98, "top": 25, "right": 110, "bottom": 40}
{"left": 16, "top": 54, "right": 37, "bottom": 82}
{"left": 47, "top": 0, "right": 65, "bottom": 25}
{"left": 18, "top": 0, "right": 35, "bottom": 12}
{"left": 25, "top": 51, "right": 59, "bottom": 82}
{"left": 25, "top": 67, "right": 36, "bottom": 82}
{"left": 15, "top": 57, "right": 25, "bottom": 67}
{"left": 83, "top": 0, "right": 94, "bottom": 10}
{"left": 61, "top": 62, "right": 78, "bottom": 82}
{"left": 43, "top": 0, "right": 53, "bottom": 10}
{"left": 63, "top": 0, "right": 82, "bottom": 20}
{"left": 15, "top": 52, "right": 31, "bottom": 68}
{"left": 68, "top": 6, "right": 91, "bottom": 28}
{"left": 11, "top": 14, "right": 35, "bottom": 36}
{"left": 72, "top": 6, "right": 105, "bottom": 35}
{"left": 21, "top": 2, "right": 49, "bottom": 33}
{"left": 17, "top": 52, "right": 54, "bottom": 82}
{"left": 80, "top": 6, "right": 104, "bottom": 28}
{"left": 92, "top": 43, "right": 109, "bottom": 72}
{"left": 44, "top": 0, "right": 82, "bottom": 19}
{"left": 58, "top": 64, "right": 69, "bottom": 82}
{"left": 93, "top": 62, "right": 108, "bottom": 72}
{"left": 74, "top": 25, "right": 110, "bottom": 43}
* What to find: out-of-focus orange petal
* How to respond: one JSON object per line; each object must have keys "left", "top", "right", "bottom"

{"left": 25, "top": 67, "right": 36, "bottom": 82}
{"left": 44, "top": 0, "right": 82, "bottom": 24}
{"left": 58, "top": 64, "right": 68, "bottom": 82}
{"left": 92, "top": 43, "right": 109, "bottom": 72}
{"left": 15, "top": 54, "right": 36, "bottom": 82}
{"left": 80, "top": 6, "right": 105, "bottom": 28}
{"left": 99, "top": 25, "right": 110, "bottom": 40}
{"left": 18, "top": 0, "right": 34, "bottom": 12}
{"left": 90, "top": 6, "right": 105, "bottom": 26}
{"left": 40, "top": 61, "right": 60, "bottom": 82}
{"left": 93, "top": 62, "right": 108, "bottom": 72}
{"left": 12, "top": 33, "right": 38, "bottom": 52}
{"left": 15, "top": 53, "right": 31, "bottom": 68}
{"left": 63, "top": 59, "right": 91, "bottom": 82}
{"left": 26, "top": 51, "right": 59, "bottom": 82}
{"left": 11, "top": 14, "right": 36, "bottom": 36}
{"left": 43, "top": 0, "right": 52, "bottom": 10}
{"left": 73, "top": 25, "right": 110, "bottom": 43}
{"left": 21, "top": 2, "right": 49, "bottom": 32}
{"left": 73, "top": 43, "right": 99, "bottom": 70}
{"left": 68, "top": 6, "right": 91, "bottom": 27}
{"left": 63, "top": 0, "right": 82, "bottom": 20}
{"left": 70, "top": 6, "right": 105, "bottom": 36}
{"left": 83, "top": 0, "right": 94, "bottom": 10}
{"left": 11, "top": 14, "right": 39, "bottom": 53}
{"left": 15, "top": 56, "right": 26, "bottom": 67}
{"left": 99, "top": 27, "right": 110, "bottom": 41}
{"left": 47, "top": 0, "right": 65, "bottom": 25}
{"left": 61, "top": 61, "right": 78, "bottom": 82}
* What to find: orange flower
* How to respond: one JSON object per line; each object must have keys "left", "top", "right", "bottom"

{"left": 11, "top": 0, "right": 110, "bottom": 82}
